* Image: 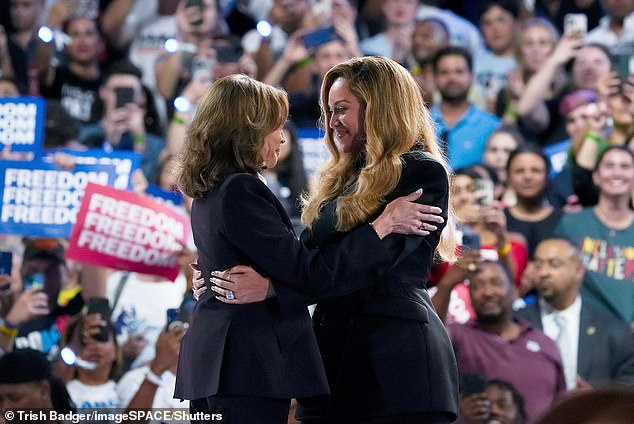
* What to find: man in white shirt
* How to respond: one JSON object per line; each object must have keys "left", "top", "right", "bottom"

{"left": 516, "top": 238, "right": 634, "bottom": 390}
{"left": 586, "top": 0, "right": 634, "bottom": 52}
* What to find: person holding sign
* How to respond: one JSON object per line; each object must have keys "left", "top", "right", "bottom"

{"left": 174, "top": 74, "right": 445, "bottom": 423}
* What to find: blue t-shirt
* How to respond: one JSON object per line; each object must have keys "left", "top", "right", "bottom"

{"left": 431, "top": 104, "right": 500, "bottom": 170}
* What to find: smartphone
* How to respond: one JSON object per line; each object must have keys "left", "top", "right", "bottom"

{"left": 166, "top": 308, "right": 182, "bottom": 330}
{"left": 114, "top": 86, "right": 135, "bottom": 108}
{"left": 185, "top": 0, "right": 205, "bottom": 26}
{"left": 302, "top": 26, "right": 339, "bottom": 49}
{"left": 215, "top": 45, "right": 244, "bottom": 63}
{"left": 86, "top": 297, "right": 112, "bottom": 342}
{"left": 460, "top": 372, "right": 487, "bottom": 396}
{"left": 0, "top": 251, "right": 12, "bottom": 276}
{"left": 462, "top": 231, "right": 480, "bottom": 251}
{"left": 614, "top": 53, "right": 633, "bottom": 82}
{"left": 74, "top": 0, "right": 99, "bottom": 19}
{"left": 474, "top": 179, "right": 494, "bottom": 206}
{"left": 191, "top": 56, "right": 215, "bottom": 80}
{"left": 564, "top": 13, "right": 587, "bottom": 37}
{"left": 23, "top": 272, "right": 45, "bottom": 291}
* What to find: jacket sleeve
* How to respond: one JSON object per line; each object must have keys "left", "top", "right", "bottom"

{"left": 221, "top": 175, "right": 392, "bottom": 300}
{"left": 274, "top": 155, "right": 451, "bottom": 307}
{"left": 380, "top": 155, "right": 450, "bottom": 270}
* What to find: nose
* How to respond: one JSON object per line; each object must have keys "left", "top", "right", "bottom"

{"left": 329, "top": 112, "right": 339, "bottom": 129}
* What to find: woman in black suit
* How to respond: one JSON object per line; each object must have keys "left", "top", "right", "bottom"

{"left": 174, "top": 74, "right": 445, "bottom": 424}
{"left": 204, "top": 57, "right": 460, "bottom": 423}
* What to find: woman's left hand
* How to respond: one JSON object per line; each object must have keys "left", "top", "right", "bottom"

{"left": 374, "top": 189, "right": 444, "bottom": 238}
{"left": 210, "top": 265, "right": 273, "bottom": 304}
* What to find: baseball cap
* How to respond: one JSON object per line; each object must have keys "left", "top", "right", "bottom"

{"left": 559, "top": 89, "right": 598, "bottom": 116}
{"left": 22, "top": 238, "right": 66, "bottom": 264}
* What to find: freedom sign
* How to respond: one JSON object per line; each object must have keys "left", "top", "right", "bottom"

{"left": 44, "top": 149, "right": 141, "bottom": 190}
{"left": 66, "top": 183, "right": 190, "bottom": 281}
{"left": 0, "top": 97, "right": 45, "bottom": 155}
{"left": 0, "top": 160, "right": 117, "bottom": 238}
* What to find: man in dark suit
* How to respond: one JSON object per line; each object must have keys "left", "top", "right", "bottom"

{"left": 516, "top": 238, "right": 634, "bottom": 390}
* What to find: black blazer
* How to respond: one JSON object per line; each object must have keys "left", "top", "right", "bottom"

{"left": 299, "top": 152, "right": 460, "bottom": 421}
{"left": 517, "top": 301, "right": 634, "bottom": 388}
{"left": 174, "top": 173, "right": 393, "bottom": 401}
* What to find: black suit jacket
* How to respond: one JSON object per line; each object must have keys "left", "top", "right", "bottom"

{"left": 174, "top": 173, "right": 393, "bottom": 400}
{"left": 516, "top": 301, "right": 634, "bottom": 388}
{"left": 300, "top": 152, "right": 460, "bottom": 421}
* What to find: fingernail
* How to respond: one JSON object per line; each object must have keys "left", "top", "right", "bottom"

{"left": 416, "top": 188, "right": 422, "bottom": 194}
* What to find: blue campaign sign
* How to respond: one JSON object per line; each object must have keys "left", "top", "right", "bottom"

{"left": 0, "top": 160, "right": 118, "bottom": 238}
{"left": 44, "top": 149, "right": 141, "bottom": 190}
{"left": 145, "top": 184, "right": 183, "bottom": 208}
{"left": 0, "top": 97, "right": 45, "bottom": 155}
{"left": 297, "top": 127, "right": 329, "bottom": 181}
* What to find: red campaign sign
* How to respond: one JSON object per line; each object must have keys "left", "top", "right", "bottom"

{"left": 66, "top": 183, "right": 190, "bottom": 281}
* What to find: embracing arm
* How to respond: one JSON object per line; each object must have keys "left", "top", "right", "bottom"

{"left": 220, "top": 176, "right": 391, "bottom": 295}
{"left": 208, "top": 158, "right": 449, "bottom": 307}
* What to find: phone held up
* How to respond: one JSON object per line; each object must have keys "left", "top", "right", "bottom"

{"left": 302, "top": 26, "right": 340, "bottom": 49}
{"left": 167, "top": 308, "right": 183, "bottom": 330}
{"left": 114, "top": 86, "right": 135, "bottom": 109}
{"left": 0, "top": 251, "right": 12, "bottom": 276}
{"left": 461, "top": 231, "right": 481, "bottom": 251}
{"left": 564, "top": 13, "right": 587, "bottom": 38}
{"left": 86, "top": 297, "right": 112, "bottom": 342}
{"left": 460, "top": 372, "right": 487, "bottom": 396}
{"left": 23, "top": 272, "right": 45, "bottom": 291}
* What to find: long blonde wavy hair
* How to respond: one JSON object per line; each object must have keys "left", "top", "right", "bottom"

{"left": 177, "top": 75, "right": 288, "bottom": 198}
{"left": 301, "top": 56, "right": 455, "bottom": 261}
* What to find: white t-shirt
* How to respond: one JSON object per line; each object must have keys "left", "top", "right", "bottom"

{"left": 107, "top": 272, "right": 187, "bottom": 368}
{"left": 117, "top": 365, "right": 188, "bottom": 412}
{"left": 66, "top": 379, "right": 119, "bottom": 410}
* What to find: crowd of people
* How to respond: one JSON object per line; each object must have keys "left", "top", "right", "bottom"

{"left": 1, "top": 0, "right": 634, "bottom": 423}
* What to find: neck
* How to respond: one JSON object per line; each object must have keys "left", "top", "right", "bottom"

{"left": 491, "top": 46, "right": 514, "bottom": 57}
{"left": 515, "top": 196, "right": 546, "bottom": 212}
{"left": 548, "top": 293, "right": 578, "bottom": 311}
{"left": 610, "top": 17, "right": 625, "bottom": 34}
{"left": 69, "top": 61, "right": 100, "bottom": 79}
{"left": 609, "top": 125, "right": 630, "bottom": 145}
{"left": 440, "top": 101, "right": 469, "bottom": 124}
{"left": 12, "top": 29, "right": 35, "bottom": 49}
{"left": 387, "top": 22, "right": 413, "bottom": 34}
{"left": 77, "top": 368, "right": 110, "bottom": 385}
{"left": 595, "top": 198, "right": 634, "bottom": 228}
{"left": 477, "top": 314, "right": 517, "bottom": 339}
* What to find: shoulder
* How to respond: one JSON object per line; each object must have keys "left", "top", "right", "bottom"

{"left": 401, "top": 151, "right": 448, "bottom": 177}
{"left": 218, "top": 173, "right": 278, "bottom": 207}
{"left": 221, "top": 173, "right": 267, "bottom": 193}
{"left": 468, "top": 106, "right": 500, "bottom": 126}
{"left": 560, "top": 207, "right": 594, "bottom": 224}
{"left": 398, "top": 152, "right": 449, "bottom": 194}
{"left": 584, "top": 303, "right": 633, "bottom": 336}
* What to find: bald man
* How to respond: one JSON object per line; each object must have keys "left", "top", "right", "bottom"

{"left": 516, "top": 238, "right": 634, "bottom": 391}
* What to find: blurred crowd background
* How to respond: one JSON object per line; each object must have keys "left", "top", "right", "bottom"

{"left": 1, "top": 0, "right": 634, "bottom": 423}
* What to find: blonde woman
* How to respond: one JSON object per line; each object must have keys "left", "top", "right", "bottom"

{"left": 174, "top": 74, "right": 440, "bottom": 424}
{"left": 204, "top": 57, "right": 459, "bottom": 423}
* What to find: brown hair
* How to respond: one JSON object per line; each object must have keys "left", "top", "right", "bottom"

{"left": 177, "top": 75, "right": 289, "bottom": 198}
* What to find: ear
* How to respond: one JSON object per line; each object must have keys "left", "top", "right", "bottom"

{"left": 37, "top": 379, "right": 51, "bottom": 404}
{"left": 592, "top": 170, "right": 599, "bottom": 187}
